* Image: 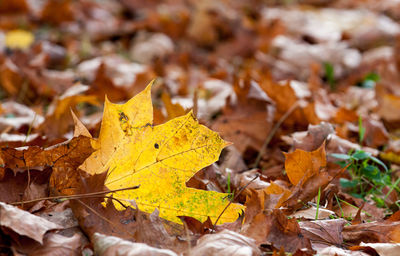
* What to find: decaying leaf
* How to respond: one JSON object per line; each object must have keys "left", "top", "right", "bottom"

{"left": 0, "top": 202, "right": 62, "bottom": 244}
{"left": 80, "top": 82, "right": 244, "bottom": 224}
{"left": 212, "top": 79, "right": 273, "bottom": 153}
{"left": 343, "top": 221, "right": 400, "bottom": 245}
{"left": 25, "top": 233, "right": 88, "bottom": 256}
{"left": 190, "top": 230, "right": 261, "bottom": 256}
{"left": 241, "top": 209, "right": 313, "bottom": 253}
{"left": 359, "top": 242, "right": 400, "bottom": 256}
{"left": 0, "top": 135, "right": 94, "bottom": 196}
{"left": 299, "top": 219, "right": 347, "bottom": 251}
{"left": 93, "top": 232, "right": 178, "bottom": 256}
{"left": 282, "top": 171, "right": 333, "bottom": 213}
{"left": 264, "top": 181, "right": 292, "bottom": 208}
{"left": 39, "top": 84, "right": 99, "bottom": 140}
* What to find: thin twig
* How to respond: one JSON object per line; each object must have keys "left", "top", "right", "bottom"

{"left": 213, "top": 173, "right": 259, "bottom": 229}
{"left": 11, "top": 185, "right": 140, "bottom": 205}
{"left": 193, "top": 88, "right": 198, "bottom": 119}
{"left": 23, "top": 113, "right": 37, "bottom": 146}
{"left": 253, "top": 101, "right": 300, "bottom": 168}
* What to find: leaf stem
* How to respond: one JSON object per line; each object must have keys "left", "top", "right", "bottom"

{"left": 10, "top": 185, "right": 140, "bottom": 205}
{"left": 253, "top": 101, "right": 299, "bottom": 168}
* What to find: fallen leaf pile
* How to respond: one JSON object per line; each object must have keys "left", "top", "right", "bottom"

{"left": 2, "top": 0, "right": 400, "bottom": 255}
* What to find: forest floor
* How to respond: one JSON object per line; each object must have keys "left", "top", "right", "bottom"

{"left": 1, "top": 0, "right": 400, "bottom": 255}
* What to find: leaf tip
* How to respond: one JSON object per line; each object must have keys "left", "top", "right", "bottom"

{"left": 223, "top": 140, "right": 233, "bottom": 148}
{"left": 71, "top": 109, "right": 92, "bottom": 138}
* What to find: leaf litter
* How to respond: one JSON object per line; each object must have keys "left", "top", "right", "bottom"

{"left": 1, "top": 0, "right": 400, "bottom": 255}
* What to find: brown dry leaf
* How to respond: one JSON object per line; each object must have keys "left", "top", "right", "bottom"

{"left": 130, "top": 32, "right": 175, "bottom": 64}
{"left": 241, "top": 209, "right": 313, "bottom": 253}
{"left": 236, "top": 169, "right": 269, "bottom": 191}
{"left": 11, "top": 232, "right": 89, "bottom": 256}
{"left": 187, "top": 2, "right": 218, "bottom": 47}
{"left": 219, "top": 146, "right": 247, "bottom": 172}
{"left": 179, "top": 214, "right": 243, "bottom": 236}
{"left": 359, "top": 242, "right": 400, "bottom": 256}
{"left": 0, "top": 168, "right": 51, "bottom": 205}
{"left": 0, "top": 58, "right": 25, "bottom": 97}
{"left": 299, "top": 219, "right": 347, "bottom": 251}
{"left": 0, "top": 135, "right": 94, "bottom": 196}
{"left": 282, "top": 171, "right": 333, "bottom": 213}
{"left": 89, "top": 62, "right": 129, "bottom": 102}
{"left": 71, "top": 110, "right": 92, "bottom": 138}
{"left": 292, "top": 123, "right": 335, "bottom": 152}
{"left": 77, "top": 56, "right": 154, "bottom": 99}
{"left": 47, "top": 136, "right": 95, "bottom": 196}
{"left": 260, "top": 79, "right": 298, "bottom": 123}
{"left": 93, "top": 232, "right": 177, "bottom": 256}
{"left": 132, "top": 208, "right": 183, "bottom": 250}
{"left": 264, "top": 181, "right": 292, "bottom": 208}
{"left": 333, "top": 107, "right": 359, "bottom": 124}
{"left": 212, "top": 79, "right": 273, "bottom": 153}
{"left": 39, "top": 84, "right": 99, "bottom": 139}
{"left": 260, "top": 77, "right": 320, "bottom": 127}
{"left": 27, "top": 233, "right": 87, "bottom": 256}
{"left": 0, "top": 0, "right": 28, "bottom": 13}
{"left": 319, "top": 246, "right": 370, "bottom": 256}
{"left": 290, "top": 207, "right": 335, "bottom": 220}
{"left": 0, "top": 202, "right": 62, "bottom": 244}
{"left": 362, "top": 118, "right": 389, "bottom": 147}
{"left": 351, "top": 202, "right": 365, "bottom": 225}
{"left": 191, "top": 230, "right": 261, "bottom": 256}
{"left": 178, "top": 216, "right": 213, "bottom": 236}
{"left": 334, "top": 195, "right": 385, "bottom": 222}
{"left": 69, "top": 173, "right": 186, "bottom": 252}
{"left": 349, "top": 245, "right": 381, "bottom": 256}
{"left": 185, "top": 164, "right": 225, "bottom": 193}
{"left": 343, "top": 221, "right": 400, "bottom": 245}
{"left": 40, "top": 0, "right": 75, "bottom": 25}
{"left": 284, "top": 142, "right": 327, "bottom": 186}
{"left": 243, "top": 189, "right": 265, "bottom": 225}
{"left": 376, "top": 85, "right": 400, "bottom": 124}
{"left": 161, "top": 92, "right": 186, "bottom": 121}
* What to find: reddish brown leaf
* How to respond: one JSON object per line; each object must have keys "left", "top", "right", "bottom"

{"left": 343, "top": 221, "right": 400, "bottom": 245}
{"left": 299, "top": 219, "right": 346, "bottom": 251}
{"left": 0, "top": 202, "right": 62, "bottom": 244}
{"left": 0, "top": 136, "right": 94, "bottom": 196}
{"left": 212, "top": 80, "right": 273, "bottom": 153}
{"left": 242, "top": 209, "right": 313, "bottom": 253}
{"left": 282, "top": 171, "right": 333, "bottom": 213}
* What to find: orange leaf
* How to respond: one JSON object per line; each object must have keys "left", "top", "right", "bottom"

{"left": 264, "top": 181, "right": 292, "bottom": 208}
{"left": 284, "top": 142, "right": 326, "bottom": 186}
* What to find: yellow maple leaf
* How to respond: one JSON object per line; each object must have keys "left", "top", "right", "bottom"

{"left": 80, "top": 82, "right": 244, "bottom": 224}
{"left": 5, "top": 29, "right": 34, "bottom": 49}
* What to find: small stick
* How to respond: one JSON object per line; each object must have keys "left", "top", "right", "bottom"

{"left": 213, "top": 174, "right": 259, "bottom": 229}
{"left": 193, "top": 88, "right": 198, "bottom": 119}
{"left": 11, "top": 185, "right": 140, "bottom": 205}
{"left": 253, "top": 101, "right": 300, "bottom": 168}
